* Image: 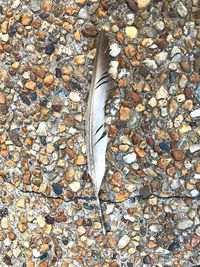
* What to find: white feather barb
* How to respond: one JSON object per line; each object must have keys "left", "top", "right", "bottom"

{"left": 86, "top": 30, "right": 111, "bottom": 234}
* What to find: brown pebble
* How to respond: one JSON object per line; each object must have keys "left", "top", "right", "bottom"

{"left": 180, "top": 61, "right": 191, "bottom": 73}
{"left": 82, "top": 27, "right": 98, "bottom": 37}
{"left": 131, "top": 132, "right": 141, "bottom": 145}
{"left": 108, "top": 125, "right": 118, "bottom": 137}
{"left": 171, "top": 149, "right": 185, "bottom": 161}
{"left": 184, "top": 87, "right": 192, "bottom": 98}
{"left": 146, "top": 136, "right": 155, "bottom": 146}
{"left": 135, "top": 146, "right": 146, "bottom": 157}
{"left": 195, "top": 162, "right": 200, "bottom": 173}
{"left": 130, "top": 91, "right": 141, "bottom": 103}
{"left": 126, "top": 0, "right": 138, "bottom": 11}
{"left": 55, "top": 211, "right": 67, "bottom": 223}
{"left": 9, "top": 132, "right": 23, "bottom": 147}
{"left": 155, "top": 38, "right": 168, "bottom": 49}
{"left": 168, "top": 130, "right": 180, "bottom": 141}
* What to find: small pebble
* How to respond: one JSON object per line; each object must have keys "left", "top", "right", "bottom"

{"left": 52, "top": 183, "right": 63, "bottom": 195}
{"left": 118, "top": 234, "right": 130, "bottom": 249}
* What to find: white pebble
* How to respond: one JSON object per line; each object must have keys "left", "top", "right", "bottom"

{"left": 118, "top": 234, "right": 130, "bottom": 249}
{"left": 109, "top": 43, "right": 121, "bottom": 57}
{"left": 78, "top": 8, "right": 88, "bottom": 20}
{"left": 37, "top": 122, "right": 47, "bottom": 136}
{"left": 177, "top": 2, "right": 188, "bottom": 17}
{"left": 148, "top": 97, "right": 157, "bottom": 107}
{"left": 32, "top": 249, "right": 40, "bottom": 258}
{"left": 2, "top": 34, "right": 9, "bottom": 42}
{"left": 4, "top": 238, "right": 11, "bottom": 246}
{"left": 154, "top": 51, "right": 168, "bottom": 66}
{"left": 190, "top": 109, "right": 200, "bottom": 118}
{"left": 12, "top": 0, "right": 20, "bottom": 8}
{"left": 190, "top": 189, "right": 199, "bottom": 197}
{"left": 171, "top": 46, "right": 181, "bottom": 57}
{"left": 69, "top": 92, "right": 80, "bottom": 102}
{"left": 123, "top": 152, "right": 137, "bottom": 164}
{"left": 177, "top": 219, "right": 193, "bottom": 230}
{"left": 126, "top": 13, "right": 135, "bottom": 25}
{"left": 176, "top": 94, "right": 185, "bottom": 102}
{"left": 189, "top": 144, "right": 200, "bottom": 153}
{"left": 143, "top": 58, "right": 157, "bottom": 70}
{"left": 69, "top": 181, "right": 81, "bottom": 192}
{"left": 109, "top": 60, "right": 119, "bottom": 79}
{"left": 156, "top": 86, "right": 169, "bottom": 100}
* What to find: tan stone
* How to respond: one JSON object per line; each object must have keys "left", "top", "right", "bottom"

{"left": 136, "top": 0, "right": 151, "bottom": 9}
{"left": 21, "top": 13, "right": 33, "bottom": 26}
{"left": 120, "top": 106, "right": 131, "bottom": 120}
{"left": 25, "top": 81, "right": 36, "bottom": 90}
{"left": 42, "top": 1, "right": 53, "bottom": 12}
{"left": 74, "top": 55, "right": 85, "bottom": 65}
{"left": 0, "top": 92, "right": 6, "bottom": 104}
{"left": 1, "top": 21, "right": 8, "bottom": 34}
{"left": 74, "top": 154, "right": 86, "bottom": 165}
{"left": 43, "top": 74, "right": 54, "bottom": 86}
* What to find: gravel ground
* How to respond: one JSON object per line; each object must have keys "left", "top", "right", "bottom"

{"left": 0, "top": 0, "right": 200, "bottom": 266}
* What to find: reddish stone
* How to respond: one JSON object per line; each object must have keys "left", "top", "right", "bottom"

{"left": 171, "top": 149, "right": 185, "bottom": 161}
{"left": 130, "top": 92, "right": 141, "bottom": 103}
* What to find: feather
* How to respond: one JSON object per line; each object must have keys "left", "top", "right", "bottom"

{"left": 86, "top": 30, "right": 111, "bottom": 234}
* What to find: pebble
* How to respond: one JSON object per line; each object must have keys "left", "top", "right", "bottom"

{"left": 69, "top": 92, "right": 80, "bottom": 102}
{"left": 120, "top": 106, "right": 131, "bottom": 121}
{"left": 78, "top": 8, "right": 88, "bottom": 20}
{"left": 21, "top": 13, "right": 33, "bottom": 26}
{"left": 143, "top": 59, "right": 157, "bottom": 70}
{"left": 136, "top": 0, "right": 150, "bottom": 9}
{"left": 125, "top": 26, "right": 138, "bottom": 40}
{"left": 190, "top": 109, "right": 200, "bottom": 118}
{"left": 110, "top": 43, "right": 121, "bottom": 57}
{"left": 9, "top": 132, "right": 22, "bottom": 147}
{"left": 12, "top": 0, "right": 20, "bottom": 8}
{"left": 118, "top": 234, "right": 130, "bottom": 249}
{"left": 177, "top": 219, "right": 193, "bottom": 230}
{"left": 190, "top": 144, "right": 200, "bottom": 153}
{"left": 37, "top": 122, "right": 48, "bottom": 136}
{"left": 43, "top": 74, "right": 54, "bottom": 86}
{"left": 0, "top": 92, "right": 6, "bottom": 104}
{"left": 81, "top": 27, "right": 98, "bottom": 37}
{"left": 52, "top": 183, "right": 63, "bottom": 195}
{"left": 69, "top": 181, "right": 81, "bottom": 192}
{"left": 123, "top": 152, "right": 137, "bottom": 164}
{"left": 45, "top": 43, "right": 55, "bottom": 55}
{"left": 177, "top": 2, "right": 188, "bottom": 17}
{"left": 154, "top": 51, "right": 168, "bottom": 66}
{"left": 77, "top": 226, "right": 86, "bottom": 235}
{"left": 156, "top": 86, "right": 169, "bottom": 99}
{"left": 171, "top": 149, "right": 185, "bottom": 161}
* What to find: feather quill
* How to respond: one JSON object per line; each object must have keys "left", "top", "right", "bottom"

{"left": 86, "top": 30, "right": 111, "bottom": 234}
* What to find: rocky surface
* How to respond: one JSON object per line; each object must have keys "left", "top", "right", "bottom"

{"left": 0, "top": 0, "right": 199, "bottom": 266}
